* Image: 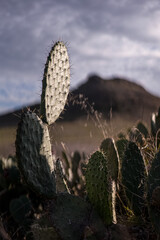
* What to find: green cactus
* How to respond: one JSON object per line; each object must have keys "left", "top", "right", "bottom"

{"left": 16, "top": 111, "right": 56, "bottom": 198}
{"left": 147, "top": 150, "right": 160, "bottom": 234}
{"left": 100, "top": 138, "right": 119, "bottom": 182}
{"left": 121, "top": 141, "right": 146, "bottom": 216}
{"left": 15, "top": 42, "right": 94, "bottom": 240}
{"left": 116, "top": 138, "right": 128, "bottom": 170}
{"left": 85, "top": 151, "right": 116, "bottom": 225}
{"left": 40, "top": 41, "right": 70, "bottom": 125}
{"left": 55, "top": 159, "right": 70, "bottom": 193}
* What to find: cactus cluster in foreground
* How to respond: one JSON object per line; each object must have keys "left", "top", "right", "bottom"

{"left": 3, "top": 41, "right": 160, "bottom": 239}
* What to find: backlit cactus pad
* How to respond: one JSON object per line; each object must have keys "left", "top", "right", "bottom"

{"left": 41, "top": 41, "right": 70, "bottom": 125}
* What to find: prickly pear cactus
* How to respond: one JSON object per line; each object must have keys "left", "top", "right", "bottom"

{"left": 121, "top": 141, "right": 146, "bottom": 215}
{"left": 16, "top": 111, "right": 56, "bottom": 198}
{"left": 85, "top": 151, "right": 116, "bottom": 225}
{"left": 40, "top": 41, "right": 70, "bottom": 125}
{"left": 100, "top": 138, "right": 119, "bottom": 181}
{"left": 55, "top": 159, "right": 69, "bottom": 193}
{"left": 148, "top": 150, "right": 160, "bottom": 234}
{"left": 116, "top": 138, "right": 128, "bottom": 170}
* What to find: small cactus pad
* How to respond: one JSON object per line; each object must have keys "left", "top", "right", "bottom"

{"left": 85, "top": 151, "right": 116, "bottom": 225}
{"left": 100, "top": 138, "right": 119, "bottom": 181}
{"left": 49, "top": 193, "right": 91, "bottom": 240}
{"left": 122, "top": 141, "right": 146, "bottom": 215}
{"left": 16, "top": 111, "right": 56, "bottom": 198}
{"left": 148, "top": 150, "right": 160, "bottom": 233}
{"left": 40, "top": 41, "right": 70, "bottom": 125}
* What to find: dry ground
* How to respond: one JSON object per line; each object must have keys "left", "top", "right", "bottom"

{"left": 0, "top": 115, "right": 147, "bottom": 159}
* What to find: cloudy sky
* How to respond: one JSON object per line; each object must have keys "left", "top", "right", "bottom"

{"left": 1, "top": 0, "right": 160, "bottom": 114}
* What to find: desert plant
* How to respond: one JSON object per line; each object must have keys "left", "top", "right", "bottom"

{"left": 121, "top": 141, "right": 147, "bottom": 216}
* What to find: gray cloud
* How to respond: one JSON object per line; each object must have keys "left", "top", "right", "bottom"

{"left": 0, "top": 0, "right": 160, "bottom": 113}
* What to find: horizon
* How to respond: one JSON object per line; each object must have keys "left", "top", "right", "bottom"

{"left": 0, "top": 74, "right": 159, "bottom": 116}
{"left": 1, "top": 0, "right": 160, "bottom": 114}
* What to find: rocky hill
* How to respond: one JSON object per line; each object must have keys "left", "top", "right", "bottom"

{"left": 0, "top": 75, "right": 160, "bottom": 127}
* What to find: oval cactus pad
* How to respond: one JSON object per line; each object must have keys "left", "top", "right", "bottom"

{"left": 16, "top": 111, "right": 56, "bottom": 198}
{"left": 40, "top": 41, "right": 70, "bottom": 125}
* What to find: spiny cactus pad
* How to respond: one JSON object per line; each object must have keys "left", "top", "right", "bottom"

{"left": 85, "top": 151, "right": 116, "bottom": 225}
{"left": 49, "top": 193, "right": 91, "bottom": 240}
{"left": 148, "top": 150, "right": 160, "bottom": 233}
{"left": 16, "top": 111, "right": 56, "bottom": 198}
{"left": 41, "top": 41, "right": 70, "bottom": 125}
{"left": 100, "top": 138, "right": 119, "bottom": 181}
{"left": 122, "top": 141, "right": 146, "bottom": 215}
{"left": 116, "top": 138, "right": 128, "bottom": 170}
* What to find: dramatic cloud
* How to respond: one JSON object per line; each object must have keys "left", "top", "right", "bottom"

{"left": 0, "top": 0, "right": 160, "bottom": 113}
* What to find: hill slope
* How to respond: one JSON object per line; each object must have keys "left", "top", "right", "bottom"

{"left": 0, "top": 75, "right": 160, "bottom": 127}
{"left": 62, "top": 75, "right": 160, "bottom": 122}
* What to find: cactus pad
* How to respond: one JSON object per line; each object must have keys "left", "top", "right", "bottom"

{"left": 40, "top": 41, "right": 70, "bottom": 125}
{"left": 121, "top": 141, "right": 146, "bottom": 215}
{"left": 100, "top": 138, "right": 119, "bottom": 181}
{"left": 16, "top": 111, "right": 56, "bottom": 198}
{"left": 85, "top": 151, "right": 116, "bottom": 225}
{"left": 148, "top": 150, "right": 160, "bottom": 233}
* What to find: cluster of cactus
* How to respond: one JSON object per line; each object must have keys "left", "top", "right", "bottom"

{"left": 10, "top": 40, "right": 160, "bottom": 239}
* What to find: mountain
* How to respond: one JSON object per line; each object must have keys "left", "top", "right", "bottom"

{"left": 61, "top": 75, "right": 160, "bottom": 122}
{"left": 0, "top": 75, "right": 160, "bottom": 127}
